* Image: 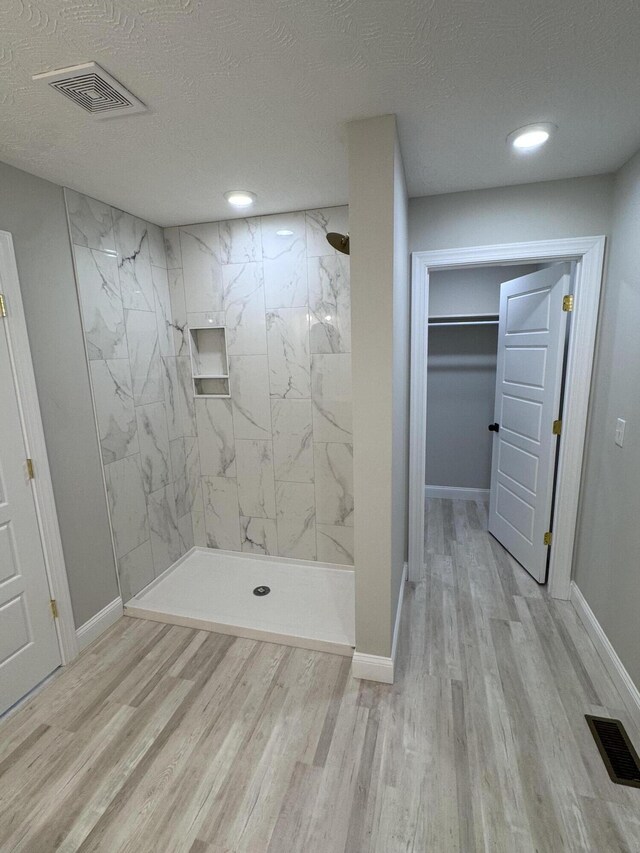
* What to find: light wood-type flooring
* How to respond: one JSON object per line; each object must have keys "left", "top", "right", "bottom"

{"left": 1, "top": 499, "right": 639, "bottom": 852}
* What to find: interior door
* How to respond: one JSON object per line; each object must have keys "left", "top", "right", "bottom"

{"left": 488, "top": 263, "right": 570, "bottom": 582}
{"left": 0, "top": 312, "right": 61, "bottom": 715}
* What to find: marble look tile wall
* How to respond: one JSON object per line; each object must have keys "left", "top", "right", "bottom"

{"left": 65, "top": 189, "right": 196, "bottom": 600}
{"left": 165, "top": 205, "right": 354, "bottom": 565}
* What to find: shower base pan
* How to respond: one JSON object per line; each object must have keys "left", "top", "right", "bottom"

{"left": 125, "top": 547, "right": 355, "bottom": 657}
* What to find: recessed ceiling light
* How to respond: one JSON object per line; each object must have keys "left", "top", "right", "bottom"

{"left": 507, "top": 123, "right": 556, "bottom": 152}
{"left": 276, "top": 228, "right": 294, "bottom": 237}
{"left": 224, "top": 190, "right": 256, "bottom": 208}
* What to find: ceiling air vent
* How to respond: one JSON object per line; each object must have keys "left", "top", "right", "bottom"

{"left": 32, "top": 62, "right": 146, "bottom": 119}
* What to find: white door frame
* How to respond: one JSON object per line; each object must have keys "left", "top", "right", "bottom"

{"left": 0, "top": 230, "right": 78, "bottom": 663}
{"left": 408, "top": 236, "right": 606, "bottom": 599}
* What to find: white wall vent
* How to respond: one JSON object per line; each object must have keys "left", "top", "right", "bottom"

{"left": 32, "top": 62, "right": 147, "bottom": 119}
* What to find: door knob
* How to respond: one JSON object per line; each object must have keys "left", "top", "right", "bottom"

{"left": 488, "top": 423, "right": 500, "bottom": 432}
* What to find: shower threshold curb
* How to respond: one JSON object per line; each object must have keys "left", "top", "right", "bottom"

{"left": 124, "top": 603, "right": 354, "bottom": 657}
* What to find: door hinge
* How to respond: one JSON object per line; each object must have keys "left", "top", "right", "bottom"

{"left": 26, "top": 458, "right": 35, "bottom": 479}
{"left": 0, "top": 293, "right": 6, "bottom": 318}
{"left": 50, "top": 599, "right": 58, "bottom": 619}
{"left": 563, "top": 294, "right": 574, "bottom": 312}
{"left": 544, "top": 531, "right": 553, "bottom": 546}
{"left": 552, "top": 419, "right": 562, "bottom": 435}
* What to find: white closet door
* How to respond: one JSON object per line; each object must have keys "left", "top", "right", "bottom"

{"left": 0, "top": 313, "right": 61, "bottom": 714}
{"left": 488, "top": 264, "right": 570, "bottom": 582}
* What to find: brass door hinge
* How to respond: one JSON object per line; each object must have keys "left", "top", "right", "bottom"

{"left": 563, "top": 294, "right": 574, "bottom": 312}
{"left": 50, "top": 599, "right": 58, "bottom": 619}
{"left": 544, "top": 531, "right": 553, "bottom": 546}
{"left": 0, "top": 293, "right": 6, "bottom": 318}
{"left": 552, "top": 419, "right": 562, "bottom": 435}
{"left": 26, "top": 458, "right": 35, "bottom": 479}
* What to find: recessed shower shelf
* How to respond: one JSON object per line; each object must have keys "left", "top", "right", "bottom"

{"left": 188, "top": 325, "right": 229, "bottom": 398}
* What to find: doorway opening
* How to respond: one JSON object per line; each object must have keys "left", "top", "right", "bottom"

{"left": 408, "top": 237, "right": 606, "bottom": 598}
{"left": 425, "top": 262, "right": 573, "bottom": 584}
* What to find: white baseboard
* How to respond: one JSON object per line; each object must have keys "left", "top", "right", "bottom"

{"left": 351, "top": 652, "right": 395, "bottom": 684}
{"left": 425, "top": 485, "right": 490, "bottom": 501}
{"left": 570, "top": 581, "right": 640, "bottom": 732}
{"left": 352, "top": 562, "right": 407, "bottom": 685}
{"left": 76, "top": 597, "right": 123, "bottom": 652}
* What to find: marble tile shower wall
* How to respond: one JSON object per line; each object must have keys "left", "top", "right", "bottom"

{"left": 164, "top": 206, "right": 354, "bottom": 566}
{"left": 64, "top": 189, "right": 196, "bottom": 600}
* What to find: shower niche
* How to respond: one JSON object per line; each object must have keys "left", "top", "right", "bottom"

{"left": 188, "top": 325, "right": 229, "bottom": 397}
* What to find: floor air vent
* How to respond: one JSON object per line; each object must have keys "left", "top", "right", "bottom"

{"left": 585, "top": 715, "right": 640, "bottom": 787}
{"left": 32, "top": 62, "right": 146, "bottom": 118}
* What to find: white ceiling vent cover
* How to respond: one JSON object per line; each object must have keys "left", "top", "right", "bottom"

{"left": 32, "top": 62, "right": 146, "bottom": 118}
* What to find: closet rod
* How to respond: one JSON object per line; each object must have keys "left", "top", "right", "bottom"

{"left": 428, "top": 320, "right": 499, "bottom": 327}
{"left": 428, "top": 312, "right": 499, "bottom": 326}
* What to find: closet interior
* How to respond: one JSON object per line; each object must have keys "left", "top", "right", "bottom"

{"left": 425, "top": 264, "right": 541, "bottom": 499}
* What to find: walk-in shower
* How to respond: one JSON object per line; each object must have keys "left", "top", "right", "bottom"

{"left": 66, "top": 190, "right": 354, "bottom": 655}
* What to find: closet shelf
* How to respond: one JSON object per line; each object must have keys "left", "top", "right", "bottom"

{"left": 428, "top": 313, "right": 499, "bottom": 327}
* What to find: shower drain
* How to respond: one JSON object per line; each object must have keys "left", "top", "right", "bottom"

{"left": 253, "top": 585, "right": 271, "bottom": 596}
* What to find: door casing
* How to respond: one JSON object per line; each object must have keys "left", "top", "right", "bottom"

{"left": 0, "top": 230, "right": 77, "bottom": 665}
{"left": 408, "top": 236, "right": 606, "bottom": 598}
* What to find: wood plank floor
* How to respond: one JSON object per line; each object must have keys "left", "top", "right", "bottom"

{"left": 1, "top": 498, "right": 639, "bottom": 852}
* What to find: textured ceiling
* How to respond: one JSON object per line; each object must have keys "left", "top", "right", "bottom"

{"left": 1, "top": 0, "right": 639, "bottom": 225}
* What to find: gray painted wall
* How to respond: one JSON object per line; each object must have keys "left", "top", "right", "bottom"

{"left": 426, "top": 266, "right": 538, "bottom": 490}
{"left": 426, "top": 325, "right": 497, "bottom": 489}
{"left": 0, "top": 160, "right": 119, "bottom": 627}
{"left": 573, "top": 149, "right": 640, "bottom": 688}
{"left": 349, "top": 115, "right": 409, "bottom": 658}
{"left": 391, "top": 133, "right": 410, "bottom": 629}
{"left": 409, "top": 174, "right": 614, "bottom": 252}
{"left": 428, "top": 265, "right": 537, "bottom": 317}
